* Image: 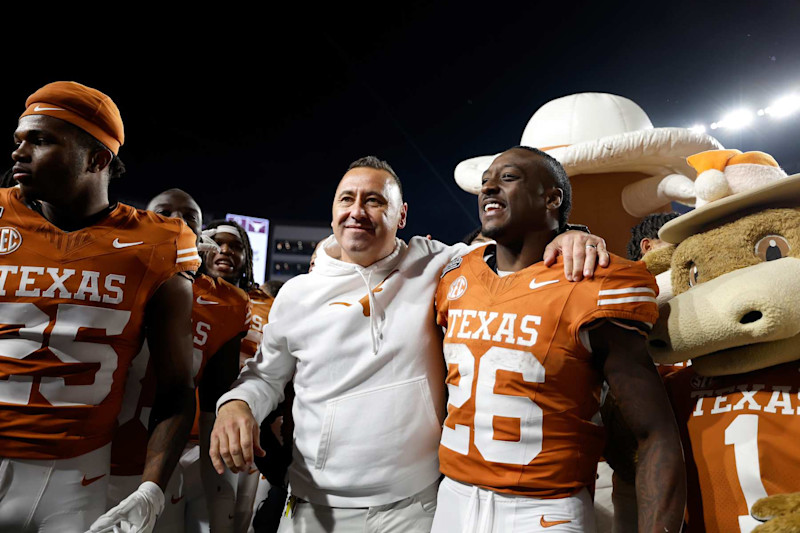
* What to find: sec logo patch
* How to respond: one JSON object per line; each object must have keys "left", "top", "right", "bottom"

{"left": 447, "top": 276, "right": 468, "bottom": 300}
{"left": 0, "top": 227, "right": 21, "bottom": 255}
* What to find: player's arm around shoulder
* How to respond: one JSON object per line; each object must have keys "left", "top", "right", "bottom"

{"left": 591, "top": 319, "right": 686, "bottom": 532}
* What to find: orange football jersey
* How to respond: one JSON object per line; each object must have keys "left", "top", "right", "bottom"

{"left": 0, "top": 187, "right": 200, "bottom": 459}
{"left": 666, "top": 363, "right": 800, "bottom": 533}
{"left": 111, "top": 274, "right": 249, "bottom": 476}
{"left": 239, "top": 287, "right": 273, "bottom": 366}
{"left": 435, "top": 248, "right": 658, "bottom": 498}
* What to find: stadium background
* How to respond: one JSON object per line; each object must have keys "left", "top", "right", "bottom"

{"left": 3, "top": 1, "right": 799, "bottom": 279}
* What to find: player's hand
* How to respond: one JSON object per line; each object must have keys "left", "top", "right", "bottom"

{"left": 543, "top": 231, "right": 609, "bottom": 281}
{"left": 88, "top": 481, "right": 164, "bottom": 533}
{"left": 210, "top": 400, "right": 266, "bottom": 474}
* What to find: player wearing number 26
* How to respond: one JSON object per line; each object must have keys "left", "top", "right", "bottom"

{"left": 431, "top": 147, "right": 686, "bottom": 532}
{"left": 0, "top": 82, "right": 200, "bottom": 532}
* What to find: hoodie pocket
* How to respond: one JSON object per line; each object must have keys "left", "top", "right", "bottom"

{"left": 314, "top": 376, "right": 441, "bottom": 479}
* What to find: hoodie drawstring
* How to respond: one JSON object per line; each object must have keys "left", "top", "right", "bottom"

{"left": 356, "top": 269, "right": 384, "bottom": 354}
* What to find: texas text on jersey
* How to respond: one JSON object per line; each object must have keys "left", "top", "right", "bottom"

{"left": 434, "top": 248, "right": 659, "bottom": 498}
{"left": 0, "top": 187, "right": 201, "bottom": 460}
{"left": 666, "top": 362, "right": 800, "bottom": 533}
{"left": 111, "top": 274, "right": 249, "bottom": 476}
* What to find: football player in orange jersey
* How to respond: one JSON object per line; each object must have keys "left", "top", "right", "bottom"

{"left": 203, "top": 218, "right": 281, "bottom": 532}
{"left": 107, "top": 190, "right": 251, "bottom": 532}
{"left": 0, "top": 82, "right": 200, "bottom": 533}
{"left": 431, "top": 146, "right": 685, "bottom": 532}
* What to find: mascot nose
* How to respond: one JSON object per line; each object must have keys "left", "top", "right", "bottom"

{"left": 739, "top": 310, "right": 763, "bottom": 324}
{"left": 648, "top": 259, "right": 800, "bottom": 363}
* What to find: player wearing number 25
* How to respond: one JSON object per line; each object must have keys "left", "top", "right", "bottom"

{"left": 0, "top": 82, "right": 200, "bottom": 532}
{"left": 431, "top": 147, "right": 685, "bottom": 533}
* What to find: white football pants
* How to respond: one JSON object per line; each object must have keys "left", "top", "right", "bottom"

{"left": 0, "top": 444, "right": 111, "bottom": 533}
{"left": 431, "top": 476, "right": 596, "bottom": 533}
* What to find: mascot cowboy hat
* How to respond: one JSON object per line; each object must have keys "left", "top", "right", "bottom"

{"left": 455, "top": 92, "right": 723, "bottom": 254}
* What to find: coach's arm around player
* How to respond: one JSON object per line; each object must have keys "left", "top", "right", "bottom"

{"left": 591, "top": 320, "right": 686, "bottom": 532}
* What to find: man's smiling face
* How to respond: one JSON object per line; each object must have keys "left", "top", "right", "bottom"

{"left": 331, "top": 167, "right": 407, "bottom": 267}
{"left": 479, "top": 148, "right": 562, "bottom": 245}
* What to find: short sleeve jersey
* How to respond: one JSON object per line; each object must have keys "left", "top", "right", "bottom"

{"left": 111, "top": 274, "right": 249, "bottom": 476}
{"left": 239, "top": 287, "right": 274, "bottom": 367}
{"left": 666, "top": 363, "right": 800, "bottom": 533}
{"left": 435, "top": 248, "right": 658, "bottom": 498}
{"left": 0, "top": 187, "right": 200, "bottom": 459}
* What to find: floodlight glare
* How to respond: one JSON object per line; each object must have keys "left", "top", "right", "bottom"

{"left": 764, "top": 94, "right": 800, "bottom": 118}
{"left": 716, "top": 109, "right": 754, "bottom": 130}
{"left": 688, "top": 124, "right": 706, "bottom": 134}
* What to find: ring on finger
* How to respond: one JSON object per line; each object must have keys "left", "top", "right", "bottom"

{"left": 585, "top": 244, "right": 597, "bottom": 249}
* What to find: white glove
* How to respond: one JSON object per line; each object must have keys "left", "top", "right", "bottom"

{"left": 88, "top": 481, "right": 165, "bottom": 533}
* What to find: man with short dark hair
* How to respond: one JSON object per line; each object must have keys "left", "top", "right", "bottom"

{"left": 431, "top": 147, "right": 685, "bottom": 532}
{"left": 0, "top": 81, "right": 200, "bottom": 533}
{"left": 626, "top": 212, "right": 680, "bottom": 261}
{"left": 211, "top": 155, "right": 608, "bottom": 532}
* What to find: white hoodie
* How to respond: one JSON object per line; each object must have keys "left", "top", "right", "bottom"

{"left": 217, "top": 236, "right": 468, "bottom": 507}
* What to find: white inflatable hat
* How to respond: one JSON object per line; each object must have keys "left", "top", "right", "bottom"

{"left": 455, "top": 93, "right": 724, "bottom": 217}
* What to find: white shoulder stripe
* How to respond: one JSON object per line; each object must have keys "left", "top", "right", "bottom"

{"left": 598, "top": 296, "right": 657, "bottom": 305}
{"left": 598, "top": 287, "right": 655, "bottom": 296}
{"left": 176, "top": 255, "right": 201, "bottom": 264}
{"left": 178, "top": 247, "right": 199, "bottom": 255}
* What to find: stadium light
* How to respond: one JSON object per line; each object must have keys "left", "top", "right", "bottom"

{"left": 763, "top": 94, "right": 800, "bottom": 118}
{"left": 714, "top": 108, "right": 754, "bottom": 130}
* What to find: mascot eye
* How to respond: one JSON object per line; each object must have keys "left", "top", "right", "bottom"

{"left": 754, "top": 235, "right": 790, "bottom": 262}
{"left": 688, "top": 262, "right": 699, "bottom": 287}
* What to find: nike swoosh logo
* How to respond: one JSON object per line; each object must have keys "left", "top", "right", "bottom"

{"left": 34, "top": 104, "right": 65, "bottom": 111}
{"left": 81, "top": 474, "right": 106, "bottom": 486}
{"left": 113, "top": 238, "right": 144, "bottom": 248}
{"left": 540, "top": 516, "right": 572, "bottom": 528}
{"left": 171, "top": 495, "right": 184, "bottom": 504}
{"left": 196, "top": 296, "right": 218, "bottom": 305}
{"left": 529, "top": 279, "right": 559, "bottom": 290}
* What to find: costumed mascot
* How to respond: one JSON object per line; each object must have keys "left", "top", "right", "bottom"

{"left": 648, "top": 149, "right": 800, "bottom": 533}
{"left": 455, "top": 92, "right": 721, "bottom": 532}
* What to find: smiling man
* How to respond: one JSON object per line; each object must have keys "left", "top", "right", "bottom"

{"left": 210, "top": 155, "right": 609, "bottom": 533}
{"left": 431, "top": 146, "right": 685, "bottom": 532}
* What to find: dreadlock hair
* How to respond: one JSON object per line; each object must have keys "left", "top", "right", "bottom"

{"left": 346, "top": 155, "right": 403, "bottom": 199}
{"left": 511, "top": 146, "right": 572, "bottom": 232}
{"left": 203, "top": 219, "right": 258, "bottom": 292}
{"left": 626, "top": 212, "right": 680, "bottom": 261}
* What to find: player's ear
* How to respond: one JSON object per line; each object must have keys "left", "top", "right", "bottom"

{"left": 88, "top": 148, "right": 113, "bottom": 174}
{"left": 397, "top": 202, "right": 408, "bottom": 229}
{"left": 640, "top": 237, "right": 653, "bottom": 255}
{"left": 546, "top": 187, "right": 563, "bottom": 211}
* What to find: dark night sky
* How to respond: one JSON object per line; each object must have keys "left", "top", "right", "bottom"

{"left": 5, "top": 1, "right": 800, "bottom": 244}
